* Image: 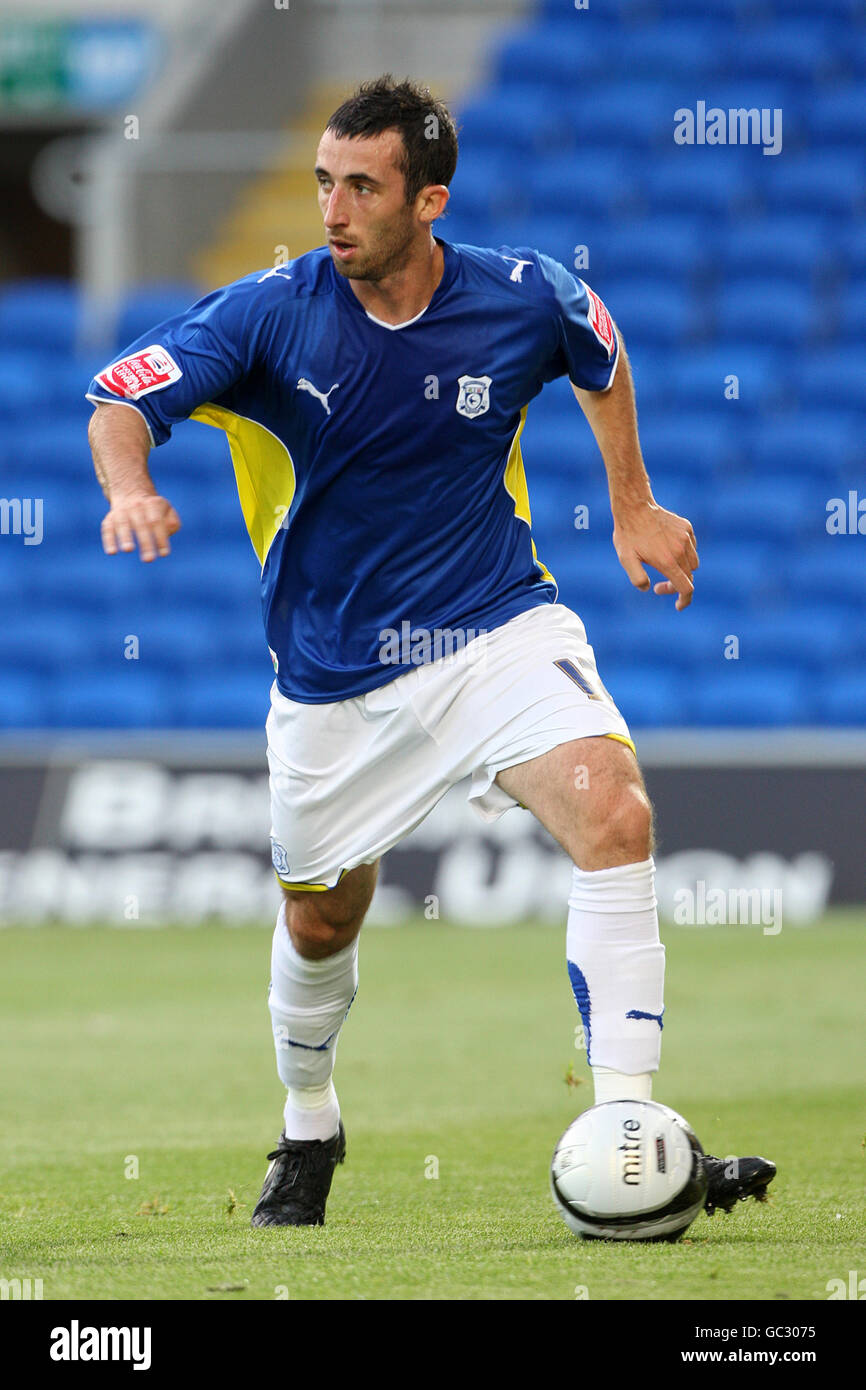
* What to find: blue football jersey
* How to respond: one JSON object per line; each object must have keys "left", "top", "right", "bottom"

{"left": 86, "top": 238, "right": 619, "bottom": 702}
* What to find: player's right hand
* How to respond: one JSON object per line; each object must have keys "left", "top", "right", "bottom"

{"left": 101, "top": 493, "right": 181, "bottom": 562}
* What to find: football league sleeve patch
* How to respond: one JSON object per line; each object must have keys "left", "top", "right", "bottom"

{"left": 536, "top": 254, "right": 620, "bottom": 393}
{"left": 85, "top": 281, "right": 254, "bottom": 445}
{"left": 95, "top": 345, "right": 183, "bottom": 401}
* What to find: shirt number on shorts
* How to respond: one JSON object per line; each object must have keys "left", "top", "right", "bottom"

{"left": 554, "top": 658, "right": 600, "bottom": 699}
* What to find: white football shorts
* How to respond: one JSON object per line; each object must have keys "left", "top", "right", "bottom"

{"left": 266, "top": 602, "right": 634, "bottom": 890}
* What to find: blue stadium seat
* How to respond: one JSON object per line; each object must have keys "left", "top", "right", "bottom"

{"left": 601, "top": 278, "right": 700, "bottom": 345}
{"left": 631, "top": 468, "right": 711, "bottom": 530}
{"left": 637, "top": 412, "right": 740, "bottom": 476}
{"left": 495, "top": 22, "right": 615, "bottom": 87}
{"left": 839, "top": 280, "right": 866, "bottom": 340}
{"left": 682, "top": 539, "right": 783, "bottom": 607}
{"left": 110, "top": 611, "right": 220, "bottom": 672}
{"left": 543, "top": 537, "right": 630, "bottom": 605}
{"left": 808, "top": 86, "right": 866, "bottom": 145}
{"left": 9, "top": 420, "right": 95, "bottom": 476}
{"left": 646, "top": 154, "right": 755, "bottom": 216}
{"left": 684, "top": 81, "right": 792, "bottom": 125}
{"left": 691, "top": 666, "right": 813, "bottom": 727}
{"left": 537, "top": 0, "right": 746, "bottom": 19}
{"left": 591, "top": 218, "right": 713, "bottom": 281}
{"left": 0, "top": 351, "right": 59, "bottom": 418}
{"left": 47, "top": 666, "right": 180, "bottom": 727}
{"left": 446, "top": 211, "right": 498, "bottom": 250}
{"left": 655, "top": 0, "right": 775, "bottom": 19}
{"left": 748, "top": 413, "right": 860, "bottom": 479}
{"left": 17, "top": 480, "right": 104, "bottom": 550}
{"left": 446, "top": 148, "right": 514, "bottom": 223}
{"left": 772, "top": 0, "right": 865, "bottom": 21}
{"left": 25, "top": 550, "right": 164, "bottom": 608}
{"left": 566, "top": 83, "right": 682, "bottom": 148}
{"left": 701, "top": 477, "right": 819, "bottom": 541}
{"left": 819, "top": 670, "right": 866, "bottom": 725}
{"left": 666, "top": 346, "right": 785, "bottom": 412}
{"left": 212, "top": 614, "right": 275, "bottom": 669}
{"left": 596, "top": 663, "right": 695, "bottom": 728}
{"left": 456, "top": 86, "right": 572, "bottom": 158}
{"left": 525, "top": 474, "right": 577, "bottom": 536}
{"left": 498, "top": 216, "right": 588, "bottom": 268}
{"left": 0, "top": 279, "right": 81, "bottom": 353}
{"left": 527, "top": 153, "right": 642, "bottom": 218}
{"left": 605, "top": 347, "right": 674, "bottom": 405}
{"left": 794, "top": 547, "right": 866, "bottom": 602}
{"left": 730, "top": 609, "right": 854, "bottom": 668}
{"left": 595, "top": 606, "right": 730, "bottom": 670}
{"left": 0, "top": 620, "right": 101, "bottom": 670}
{"left": 0, "top": 674, "right": 53, "bottom": 727}
{"left": 714, "top": 278, "right": 819, "bottom": 346}
{"left": 177, "top": 672, "right": 271, "bottom": 728}
{"left": 3, "top": 2, "right": 864, "bottom": 731}
{"left": 527, "top": 413, "right": 607, "bottom": 466}
{"left": 153, "top": 421, "right": 233, "bottom": 478}
{"left": 611, "top": 20, "right": 735, "bottom": 79}
{"left": 142, "top": 543, "right": 258, "bottom": 602}
{"left": 836, "top": 219, "right": 866, "bottom": 275}
{"left": 115, "top": 283, "right": 202, "bottom": 350}
{"left": 729, "top": 20, "right": 841, "bottom": 81}
{"left": 849, "top": 26, "right": 866, "bottom": 78}
{"left": 791, "top": 350, "right": 866, "bottom": 409}
{"left": 715, "top": 216, "right": 835, "bottom": 279}
{"left": 762, "top": 152, "right": 866, "bottom": 216}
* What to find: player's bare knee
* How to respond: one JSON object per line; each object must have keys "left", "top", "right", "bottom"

{"left": 578, "top": 782, "right": 654, "bottom": 869}
{"left": 611, "top": 783, "right": 653, "bottom": 860}
{"left": 284, "top": 899, "right": 361, "bottom": 960}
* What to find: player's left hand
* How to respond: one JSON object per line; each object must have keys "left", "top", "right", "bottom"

{"left": 612, "top": 502, "right": 699, "bottom": 611}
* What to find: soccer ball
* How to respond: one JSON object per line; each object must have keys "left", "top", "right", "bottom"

{"left": 551, "top": 1099, "right": 708, "bottom": 1242}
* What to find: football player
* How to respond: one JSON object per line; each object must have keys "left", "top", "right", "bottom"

{"left": 87, "top": 76, "right": 775, "bottom": 1229}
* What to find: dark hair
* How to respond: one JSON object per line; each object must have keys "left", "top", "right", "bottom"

{"left": 326, "top": 75, "right": 458, "bottom": 204}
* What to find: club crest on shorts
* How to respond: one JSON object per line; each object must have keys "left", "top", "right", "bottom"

{"left": 456, "top": 375, "right": 492, "bottom": 419}
{"left": 270, "top": 837, "right": 291, "bottom": 876}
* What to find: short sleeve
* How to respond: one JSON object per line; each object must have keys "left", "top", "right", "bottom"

{"left": 536, "top": 254, "right": 619, "bottom": 392}
{"left": 85, "top": 278, "right": 260, "bottom": 446}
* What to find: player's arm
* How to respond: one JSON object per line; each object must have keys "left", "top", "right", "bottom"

{"left": 89, "top": 402, "right": 181, "bottom": 563}
{"left": 572, "top": 334, "right": 699, "bottom": 612}
{"left": 536, "top": 253, "right": 698, "bottom": 610}
{"left": 85, "top": 275, "right": 267, "bottom": 563}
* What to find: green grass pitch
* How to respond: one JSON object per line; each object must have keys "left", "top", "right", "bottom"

{"left": 1, "top": 913, "right": 863, "bottom": 1301}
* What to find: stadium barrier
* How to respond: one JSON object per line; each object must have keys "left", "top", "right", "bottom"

{"left": 0, "top": 731, "right": 860, "bottom": 927}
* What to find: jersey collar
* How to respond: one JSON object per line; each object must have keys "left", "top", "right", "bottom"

{"left": 331, "top": 236, "right": 459, "bottom": 327}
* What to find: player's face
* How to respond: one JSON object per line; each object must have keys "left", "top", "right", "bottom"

{"left": 315, "top": 129, "right": 421, "bottom": 281}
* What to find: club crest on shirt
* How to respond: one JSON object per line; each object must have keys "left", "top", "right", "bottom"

{"left": 270, "top": 837, "right": 291, "bottom": 877}
{"left": 455, "top": 375, "right": 492, "bottom": 419}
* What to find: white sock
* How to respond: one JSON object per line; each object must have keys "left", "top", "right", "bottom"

{"left": 268, "top": 901, "right": 358, "bottom": 1141}
{"left": 592, "top": 1066, "right": 653, "bottom": 1105}
{"left": 566, "top": 857, "right": 665, "bottom": 1079}
{"left": 284, "top": 1080, "right": 341, "bottom": 1143}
